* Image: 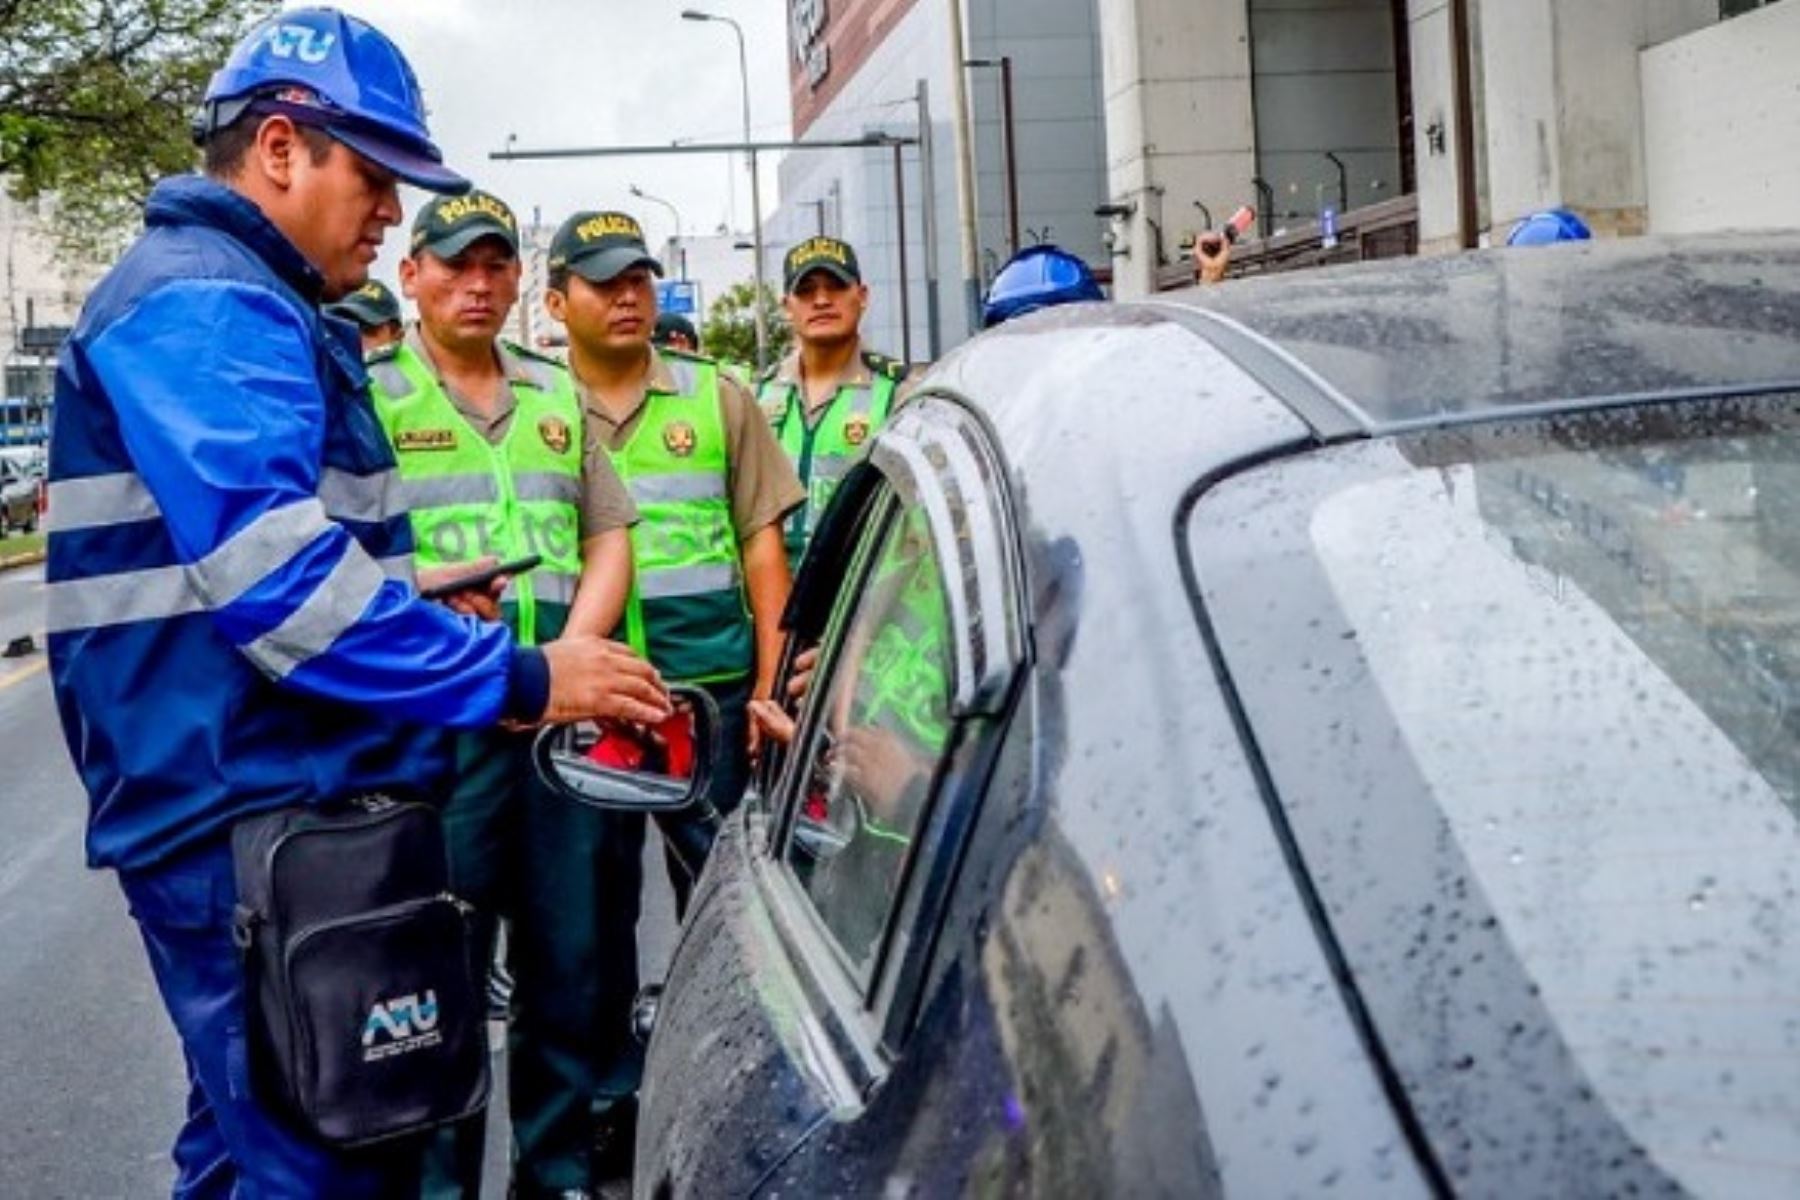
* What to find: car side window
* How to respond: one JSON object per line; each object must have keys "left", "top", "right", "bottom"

{"left": 783, "top": 502, "right": 956, "bottom": 986}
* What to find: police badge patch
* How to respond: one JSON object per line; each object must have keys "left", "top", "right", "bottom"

{"left": 662, "top": 420, "right": 697, "bottom": 457}
{"left": 538, "top": 415, "right": 572, "bottom": 455}
{"left": 843, "top": 414, "right": 871, "bottom": 447}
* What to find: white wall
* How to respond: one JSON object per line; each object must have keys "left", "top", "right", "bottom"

{"left": 1643, "top": 0, "right": 1800, "bottom": 234}
{"left": 1096, "top": 0, "right": 1257, "bottom": 296}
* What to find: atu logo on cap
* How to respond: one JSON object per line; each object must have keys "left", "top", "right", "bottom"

{"left": 260, "top": 24, "right": 336, "bottom": 65}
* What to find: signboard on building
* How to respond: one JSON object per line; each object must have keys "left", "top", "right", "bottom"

{"left": 789, "top": 0, "right": 924, "bottom": 136}
{"left": 656, "top": 280, "right": 700, "bottom": 316}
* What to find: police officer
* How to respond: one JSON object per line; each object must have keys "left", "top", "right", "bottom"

{"left": 544, "top": 209, "right": 803, "bottom": 1175}
{"left": 759, "top": 236, "right": 909, "bottom": 567}
{"left": 652, "top": 311, "right": 699, "bottom": 353}
{"left": 327, "top": 277, "right": 405, "bottom": 353}
{"left": 366, "top": 189, "right": 639, "bottom": 1199}
{"left": 45, "top": 11, "right": 669, "bottom": 1198}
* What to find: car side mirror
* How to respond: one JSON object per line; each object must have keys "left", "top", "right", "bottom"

{"left": 531, "top": 684, "right": 721, "bottom": 813}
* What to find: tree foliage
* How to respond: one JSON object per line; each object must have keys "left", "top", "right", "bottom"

{"left": 0, "top": 0, "right": 275, "bottom": 262}
{"left": 700, "top": 280, "right": 791, "bottom": 373}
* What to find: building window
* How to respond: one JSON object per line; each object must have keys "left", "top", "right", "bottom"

{"left": 1721, "top": 0, "right": 1777, "bottom": 17}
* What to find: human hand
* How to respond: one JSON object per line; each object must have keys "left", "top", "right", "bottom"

{"left": 416, "top": 557, "right": 505, "bottom": 622}
{"left": 786, "top": 645, "right": 820, "bottom": 705}
{"left": 1195, "top": 234, "right": 1231, "bottom": 285}
{"left": 837, "top": 725, "right": 924, "bottom": 818}
{"left": 538, "top": 637, "right": 672, "bottom": 727}
{"left": 748, "top": 698, "right": 797, "bottom": 748}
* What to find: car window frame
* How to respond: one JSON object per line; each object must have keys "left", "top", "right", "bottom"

{"left": 755, "top": 391, "right": 1027, "bottom": 1056}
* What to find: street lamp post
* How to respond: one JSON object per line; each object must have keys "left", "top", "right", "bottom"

{"left": 682, "top": 9, "right": 767, "bottom": 371}
{"left": 963, "top": 56, "right": 1019, "bottom": 258}
{"left": 629, "top": 183, "right": 685, "bottom": 279}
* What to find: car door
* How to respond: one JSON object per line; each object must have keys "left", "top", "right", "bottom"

{"left": 634, "top": 395, "right": 1026, "bottom": 1198}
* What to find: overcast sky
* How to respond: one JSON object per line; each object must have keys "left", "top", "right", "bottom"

{"left": 305, "top": 1, "right": 795, "bottom": 285}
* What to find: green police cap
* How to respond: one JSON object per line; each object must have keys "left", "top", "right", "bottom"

{"left": 549, "top": 210, "right": 664, "bottom": 284}
{"left": 326, "top": 279, "right": 401, "bottom": 328}
{"left": 783, "top": 236, "right": 861, "bottom": 292}
{"left": 409, "top": 189, "right": 520, "bottom": 259}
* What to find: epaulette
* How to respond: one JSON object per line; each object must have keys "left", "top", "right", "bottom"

{"left": 501, "top": 339, "right": 568, "bottom": 370}
{"left": 364, "top": 342, "right": 403, "bottom": 367}
{"left": 659, "top": 345, "right": 712, "bottom": 364}
{"left": 861, "top": 350, "right": 908, "bottom": 382}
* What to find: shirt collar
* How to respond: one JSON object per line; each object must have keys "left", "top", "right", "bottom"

{"left": 773, "top": 340, "right": 870, "bottom": 390}
{"left": 145, "top": 175, "right": 325, "bottom": 302}
{"left": 404, "top": 324, "right": 535, "bottom": 388}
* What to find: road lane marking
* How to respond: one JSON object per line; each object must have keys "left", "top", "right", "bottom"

{"left": 0, "top": 657, "right": 48, "bottom": 692}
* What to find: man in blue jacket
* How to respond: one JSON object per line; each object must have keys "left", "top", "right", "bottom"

{"left": 45, "top": 11, "right": 669, "bottom": 1198}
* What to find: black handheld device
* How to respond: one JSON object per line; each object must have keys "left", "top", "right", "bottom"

{"left": 418, "top": 555, "right": 542, "bottom": 601}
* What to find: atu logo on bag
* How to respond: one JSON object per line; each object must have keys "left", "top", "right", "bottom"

{"left": 362, "top": 990, "right": 443, "bottom": 1062}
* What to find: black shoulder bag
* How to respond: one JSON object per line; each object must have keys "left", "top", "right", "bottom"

{"left": 230, "top": 795, "right": 488, "bottom": 1146}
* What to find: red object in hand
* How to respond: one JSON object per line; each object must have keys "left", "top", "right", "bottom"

{"left": 583, "top": 709, "right": 696, "bottom": 779}
{"left": 1224, "top": 205, "right": 1256, "bottom": 244}
{"left": 658, "top": 709, "right": 695, "bottom": 780}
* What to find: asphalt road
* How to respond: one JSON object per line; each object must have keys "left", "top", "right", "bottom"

{"left": 0, "top": 561, "right": 678, "bottom": 1197}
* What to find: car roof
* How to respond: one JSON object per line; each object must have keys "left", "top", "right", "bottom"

{"left": 1154, "top": 231, "right": 1800, "bottom": 432}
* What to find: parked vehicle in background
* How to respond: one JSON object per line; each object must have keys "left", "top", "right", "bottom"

{"left": 0, "top": 456, "right": 41, "bottom": 533}
{"left": 542, "top": 234, "right": 1800, "bottom": 1198}
{"left": 0, "top": 445, "right": 48, "bottom": 479}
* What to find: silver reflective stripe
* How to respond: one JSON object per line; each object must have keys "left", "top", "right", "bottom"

{"left": 368, "top": 360, "right": 413, "bottom": 398}
{"left": 811, "top": 454, "right": 856, "bottom": 482}
{"left": 639, "top": 561, "right": 739, "bottom": 600}
{"left": 627, "top": 473, "right": 727, "bottom": 505}
{"left": 514, "top": 471, "right": 582, "bottom": 504}
{"left": 319, "top": 467, "right": 397, "bottom": 524}
{"left": 504, "top": 570, "right": 579, "bottom": 606}
{"left": 46, "top": 472, "right": 160, "bottom": 532}
{"left": 399, "top": 474, "right": 498, "bottom": 509}
{"left": 45, "top": 566, "right": 201, "bottom": 634}
{"left": 191, "top": 500, "right": 333, "bottom": 609}
{"left": 243, "top": 546, "right": 388, "bottom": 680}
{"left": 665, "top": 359, "right": 699, "bottom": 396}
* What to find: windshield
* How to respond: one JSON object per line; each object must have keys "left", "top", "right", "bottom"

{"left": 1187, "top": 396, "right": 1800, "bottom": 1196}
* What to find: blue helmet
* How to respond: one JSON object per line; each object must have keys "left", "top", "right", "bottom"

{"left": 982, "top": 245, "right": 1105, "bottom": 328}
{"left": 196, "top": 8, "right": 467, "bottom": 194}
{"left": 1507, "top": 208, "right": 1592, "bottom": 247}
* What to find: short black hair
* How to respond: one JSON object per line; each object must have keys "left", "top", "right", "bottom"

{"left": 203, "top": 112, "right": 334, "bottom": 179}
{"left": 547, "top": 265, "right": 569, "bottom": 294}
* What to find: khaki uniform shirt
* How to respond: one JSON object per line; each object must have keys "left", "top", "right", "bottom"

{"left": 404, "top": 325, "right": 637, "bottom": 538}
{"left": 578, "top": 347, "right": 804, "bottom": 541}
{"left": 768, "top": 338, "right": 916, "bottom": 421}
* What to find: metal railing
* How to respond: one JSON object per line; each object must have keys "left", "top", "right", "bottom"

{"left": 1155, "top": 193, "right": 1420, "bottom": 292}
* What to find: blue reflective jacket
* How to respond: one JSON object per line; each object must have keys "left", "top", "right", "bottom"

{"left": 48, "top": 176, "right": 544, "bottom": 873}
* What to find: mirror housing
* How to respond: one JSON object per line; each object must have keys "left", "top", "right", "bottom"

{"left": 531, "top": 684, "right": 721, "bottom": 814}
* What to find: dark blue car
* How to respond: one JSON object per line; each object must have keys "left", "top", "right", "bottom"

{"left": 549, "top": 233, "right": 1800, "bottom": 1197}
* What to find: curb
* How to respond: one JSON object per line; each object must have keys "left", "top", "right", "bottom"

{"left": 0, "top": 549, "right": 46, "bottom": 573}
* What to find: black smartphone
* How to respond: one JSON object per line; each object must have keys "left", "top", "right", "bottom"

{"left": 418, "top": 554, "right": 542, "bottom": 601}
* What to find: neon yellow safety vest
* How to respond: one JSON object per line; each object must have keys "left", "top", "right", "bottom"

{"left": 368, "top": 341, "right": 584, "bottom": 647}
{"left": 759, "top": 352, "right": 901, "bottom": 568}
{"left": 609, "top": 353, "right": 753, "bottom": 684}
{"left": 857, "top": 533, "right": 951, "bottom": 755}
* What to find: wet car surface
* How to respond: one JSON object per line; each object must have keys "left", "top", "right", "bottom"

{"left": 631, "top": 234, "right": 1800, "bottom": 1198}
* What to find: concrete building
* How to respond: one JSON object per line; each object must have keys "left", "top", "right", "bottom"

{"left": 768, "top": 0, "right": 1111, "bottom": 360}
{"left": 1095, "top": 0, "right": 1799, "bottom": 293}
{"left": 2, "top": 190, "right": 102, "bottom": 443}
